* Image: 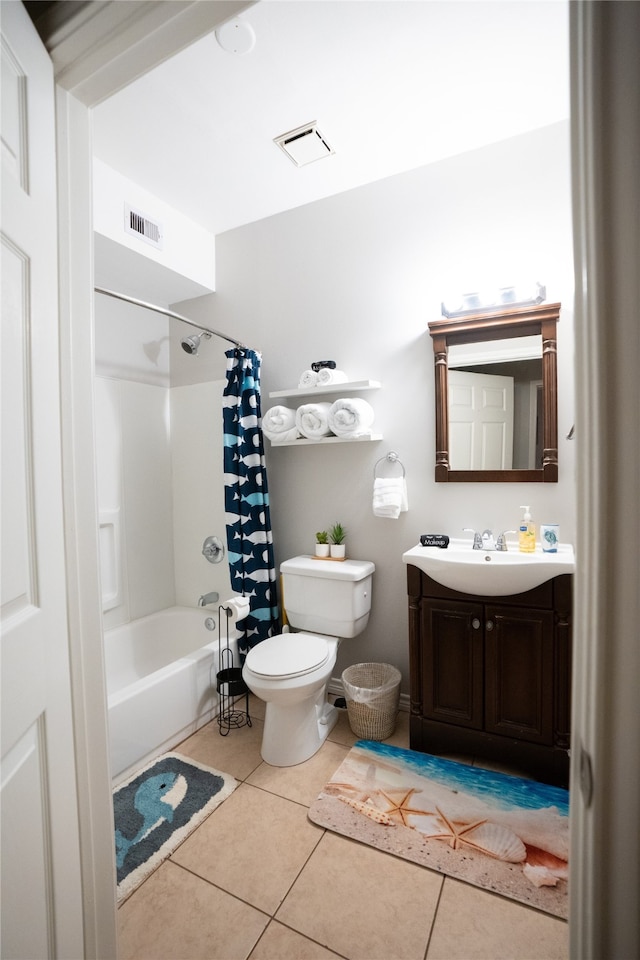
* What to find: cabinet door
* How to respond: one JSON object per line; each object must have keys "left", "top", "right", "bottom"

{"left": 484, "top": 605, "right": 554, "bottom": 744}
{"left": 422, "top": 599, "right": 484, "bottom": 728}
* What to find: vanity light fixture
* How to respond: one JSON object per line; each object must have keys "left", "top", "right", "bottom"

{"left": 273, "top": 122, "right": 335, "bottom": 167}
{"left": 441, "top": 282, "right": 546, "bottom": 318}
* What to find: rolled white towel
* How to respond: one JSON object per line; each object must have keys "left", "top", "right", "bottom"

{"left": 328, "top": 397, "right": 375, "bottom": 438}
{"left": 372, "top": 477, "right": 409, "bottom": 518}
{"left": 316, "top": 367, "right": 348, "bottom": 386}
{"left": 295, "top": 402, "right": 333, "bottom": 439}
{"left": 262, "top": 405, "right": 300, "bottom": 443}
{"left": 298, "top": 369, "right": 319, "bottom": 388}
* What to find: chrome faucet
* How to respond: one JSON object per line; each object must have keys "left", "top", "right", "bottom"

{"left": 482, "top": 529, "right": 496, "bottom": 550}
{"left": 463, "top": 528, "right": 483, "bottom": 550}
{"left": 198, "top": 590, "right": 219, "bottom": 607}
{"left": 496, "top": 530, "right": 516, "bottom": 552}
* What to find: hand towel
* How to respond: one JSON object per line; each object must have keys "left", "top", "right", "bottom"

{"left": 328, "top": 397, "right": 375, "bottom": 438}
{"left": 262, "top": 405, "right": 300, "bottom": 443}
{"left": 316, "top": 367, "right": 348, "bottom": 386}
{"left": 372, "top": 477, "right": 409, "bottom": 518}
{"left": 298, "top": 369, "right": 319, "bottom": 388}
{"left": 295, "top": 402, "right": 333, "bottom": 439}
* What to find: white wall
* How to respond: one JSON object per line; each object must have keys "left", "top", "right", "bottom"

{"left": 196, "top": 122, "right": 576, "bottom": 690}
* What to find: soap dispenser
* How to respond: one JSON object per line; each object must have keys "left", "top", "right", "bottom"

{"left": 519, "top": 505, "right": 536, "bottom": 553}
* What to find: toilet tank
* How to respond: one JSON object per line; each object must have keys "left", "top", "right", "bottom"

{"left": 280, "top": 556, "right": 375, "bottom": 638}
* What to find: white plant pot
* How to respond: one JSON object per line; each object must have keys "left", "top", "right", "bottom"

{"left": 315, "top": 543, "right": 330, "bottom": 557}
{"left": 330, "top": 544, "right": 346, "bottom": 559}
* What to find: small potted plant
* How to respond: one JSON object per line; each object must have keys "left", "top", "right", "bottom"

{"left": 315, "top": 530, "right": 330, "bottom": 558}
{"left": 329, "top": 522, "right": 347, "bottom": 559}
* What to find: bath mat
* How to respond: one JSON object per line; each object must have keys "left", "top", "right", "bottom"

{"left": 113, "top": 752, "right": 237, "bottom": 903}
{"left": 309, "top": 741, "right": 569, "bottom": 919}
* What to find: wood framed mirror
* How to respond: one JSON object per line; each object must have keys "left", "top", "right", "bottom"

{"left": 428, "top": 302, "right": 560, "bottom": 482}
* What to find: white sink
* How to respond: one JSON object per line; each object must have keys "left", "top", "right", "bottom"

{"left": 402, "top": 538, "right": 575, "bottom": 596}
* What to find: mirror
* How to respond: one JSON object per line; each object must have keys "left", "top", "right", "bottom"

{"left": 428, "top": 303, "right": 560, "bottom": 482}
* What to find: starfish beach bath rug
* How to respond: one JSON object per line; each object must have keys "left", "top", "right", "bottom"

{"left": 113, "top": 752, "right": 237, "bottom": 902}
{"left": 309, "top": 741, "right": 569, "bottom": 918}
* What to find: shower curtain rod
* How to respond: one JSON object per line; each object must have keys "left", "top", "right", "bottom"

{"left": 94, "top": 286, "right": 247, "bottom": 349}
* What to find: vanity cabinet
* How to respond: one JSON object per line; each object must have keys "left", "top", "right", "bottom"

{"left": 407, "top": 565, "right": 572, "bottom": 786}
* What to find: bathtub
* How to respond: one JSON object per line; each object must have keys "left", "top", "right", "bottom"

{"left": 105, "top": 605, "right": 240, "bottom": 784}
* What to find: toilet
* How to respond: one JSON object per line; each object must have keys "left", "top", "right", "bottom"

{"left": 242, "top": 555, "right": 375, "bottom": 766}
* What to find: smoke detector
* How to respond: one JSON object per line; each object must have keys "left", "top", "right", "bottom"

{"left": 215, "top": 17, "right": 256, "bottom": 55}
{"left": 273, "top": 123, "right": 335, "bottom": 167}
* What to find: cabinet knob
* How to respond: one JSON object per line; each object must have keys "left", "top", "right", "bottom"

{"left": 486, "top": 620, "right": 494, "bottom": 631}
{"left": 471, "top": 618, "right": 481, "bottom": 630}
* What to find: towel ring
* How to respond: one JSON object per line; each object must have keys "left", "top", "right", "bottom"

{"left": 373, "top": 451, "right": 405, "bottom": 478}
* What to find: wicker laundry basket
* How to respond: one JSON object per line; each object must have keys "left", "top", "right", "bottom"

{"left": 341, "top": 662, "right": 401, "bottom": 741}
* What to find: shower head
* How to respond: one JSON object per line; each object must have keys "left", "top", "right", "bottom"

{"left": 181, "top": 331, "right": 212, "bottom": 356}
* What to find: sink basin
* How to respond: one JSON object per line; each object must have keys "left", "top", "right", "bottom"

{"left": 402, "top": 538, "right": 575, "bottom": 596}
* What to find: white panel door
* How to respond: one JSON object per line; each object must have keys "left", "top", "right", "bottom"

{"left": 448, "top": 369, "right": 514, "bottom": 470}
{"left": 1, "top": 4, "right": 84, "bottom": 957}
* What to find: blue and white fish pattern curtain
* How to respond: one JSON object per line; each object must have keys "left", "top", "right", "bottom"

{"left": 223, "top": 348, "right": 279, "bottom": 655}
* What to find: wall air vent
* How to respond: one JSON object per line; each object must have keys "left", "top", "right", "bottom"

{"left": 273, "top": 122, "right": 335, "bottom": 167}
{"left": 124, "top": 204, "right": 163, "bottom": 249}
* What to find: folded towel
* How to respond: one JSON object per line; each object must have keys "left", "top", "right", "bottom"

{"left": 262, "top": 405, "right": 300, "bottom": 443}
{"left": 295, "top": 402, "right": 333, "bottom": 439}
{"left": 298, "top": 369, "right": 319, "bottom": 388}
{"left": 328, "top": 397, "right": 375, "bottom": 438}
{"left": 316, "top": 367, "right": 348, "bottom": 386}
{"left": 372, "top": 477, "right": 409, "bottom": 518}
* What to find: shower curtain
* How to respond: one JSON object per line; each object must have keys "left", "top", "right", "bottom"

{"left": 223, "top": 348, "right": 279, "bottom": 656}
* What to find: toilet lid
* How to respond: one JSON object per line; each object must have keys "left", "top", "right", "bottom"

{"left": 246, "top": 633, "right": 330, "bottom": 679}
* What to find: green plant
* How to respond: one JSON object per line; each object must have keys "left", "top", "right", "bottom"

{"left": 329, "top": 522, "right": 346, "bottom": 545}
{"left": 315, "top": 530, "right": 329, "bottom": 544}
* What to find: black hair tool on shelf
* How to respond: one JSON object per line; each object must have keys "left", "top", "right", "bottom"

{"left": 311, "top": 360, "right": 337, "bottom": 372}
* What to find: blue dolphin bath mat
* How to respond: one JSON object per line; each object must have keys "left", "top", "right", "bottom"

{"left": 310, "top": 741, "right": 569, "bottom": 918}
{"left": 113, "top": 752, "right": 237, "bottom": 902}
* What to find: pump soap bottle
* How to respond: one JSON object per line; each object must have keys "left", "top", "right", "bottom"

{"left": 519, "top": 505, "right": 536, "bottom": 553}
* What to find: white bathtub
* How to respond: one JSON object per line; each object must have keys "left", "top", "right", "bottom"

{"left": 105, "top": 605, "right": 240, "bottom": 784}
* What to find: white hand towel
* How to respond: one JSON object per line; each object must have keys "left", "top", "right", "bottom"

{"left": 298, "top": 369, "right": 319, "bottom": 388}
{"left": 328, "top": 397, "right": 375, "bottom": 438}
{"left": 316, "top": 367, "right": 348, "bottom": 386}
{"left": 262, "top": 405, "right": 300, "bottom": 442}
{"left": 372, "top": 477, "right": 409, "bottom": 518}
{"left": 295, "top": 402, "right": 333, "bottom": 439}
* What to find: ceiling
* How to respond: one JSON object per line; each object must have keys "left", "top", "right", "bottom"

{"left": 91, "top": 0, "right": 569, "bottom": 239}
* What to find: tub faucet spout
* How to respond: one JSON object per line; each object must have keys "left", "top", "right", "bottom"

{"left": 198, "top": 591, "right": 219, "bottom": 607}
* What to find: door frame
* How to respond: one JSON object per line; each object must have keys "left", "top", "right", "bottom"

{"left": 48, "top": 2, "right": 639, "bottom": 957}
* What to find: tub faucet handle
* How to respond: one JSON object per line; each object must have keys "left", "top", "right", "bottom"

{"left": 463, "top": 528, "right": 483, "bottom": 550}
{"left": 198, "top": 590, "right": 219, "bottom": 607}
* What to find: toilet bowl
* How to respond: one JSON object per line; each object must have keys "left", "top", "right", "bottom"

{"left": 242, "top": 555, "right": 374, "bottom": 766}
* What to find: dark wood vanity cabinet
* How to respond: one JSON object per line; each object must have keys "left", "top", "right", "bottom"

{"left": 407, "top": 565, "right": 572, "bottom": 787}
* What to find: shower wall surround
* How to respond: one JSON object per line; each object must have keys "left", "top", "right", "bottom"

{"left": 94, "top": 292, "right": 232, "bottom": 631}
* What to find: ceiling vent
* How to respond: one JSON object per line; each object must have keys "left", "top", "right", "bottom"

{"left": 273, "top": 123, "right": 335, "bottom": 167}
{"left": 124, "top": 203, "right": 163, "bottom": 249}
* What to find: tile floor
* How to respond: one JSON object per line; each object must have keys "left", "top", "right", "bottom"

{"left": 117, "top": 699, "right": 569, "bottom": 960}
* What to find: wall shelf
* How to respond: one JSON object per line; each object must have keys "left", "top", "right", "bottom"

{"left": 268, "top": 379, "right": 381, "bottom": 400}
{"left": 268, "top": 433, "right": 383, "bottom": 447}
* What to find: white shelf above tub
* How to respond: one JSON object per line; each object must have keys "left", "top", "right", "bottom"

{"left": 268, "top": 432, "right": 383, "bottom": 447}
{"left": 269, "top": 379, "right": 381, "bottom": 400}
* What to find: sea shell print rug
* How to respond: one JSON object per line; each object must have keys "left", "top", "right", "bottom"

{"left": 113, "top": 752, "right": 237, "bottom": 903}
{"left": 309, "top": 741, "right": 568, "bottom": 919}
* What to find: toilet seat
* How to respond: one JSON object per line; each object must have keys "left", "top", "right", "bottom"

{"left": 245, "top": 633, "right": 330, "bottom": 679}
